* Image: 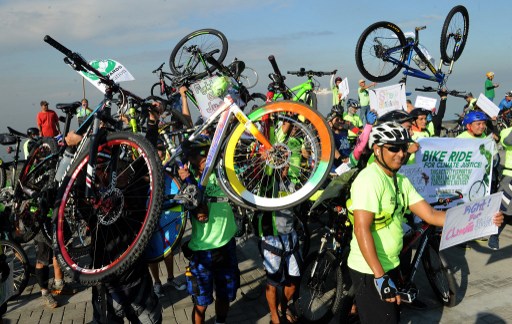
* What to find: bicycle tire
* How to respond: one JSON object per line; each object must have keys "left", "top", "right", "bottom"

{"left": 169, "top": 29, "right": 228, "bottom": 81}
{"left": 296, "top": 250, "right": 344, "bottom": 323}
{"left": 0, "top": 166, "right": 6, "bottom": 188}
{"left": 239, "top": 66, "right": 259, "bottom": 89}
{"left": 150, "top": 82, "right": 168, "bottom": 98}
{"left": 218, "top": 101, "right": 334, "bottom": 211}
{"left": 0, "top": 239, "right": 30, "bottom": 300}
{"left": 13, "top": 137, "right": 59, "bottom": 244}
{"left": 422, "top": 236, "right": 457, "bottom": 307}
{"left": 143, "top": 173, "right": 187, "bottom": 263}
{"left": 355, "top": 21, "right": 406, "bottom": 82}
{"left": 54, "top": 132, "right": 164, "bottom": 285}
{"left": 440, "top": 5, "right": 469, "bottom": 63}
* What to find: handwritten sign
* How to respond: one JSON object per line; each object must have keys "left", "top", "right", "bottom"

{"left": 78, "top": 59, "right": 134, "bottom": 94}
{"left": 190, "top": 76, "right": 225, "bottom": 119}
{"left": 439, "top": 192, "right": 502, "bottom": 250}
{"left": 338, "top": 77, "right": 349, "bottom": 101}
{"left": 368, "top": 83, "right": 407, "bottom": 116}
{"left": 476, "top": 93, "right": 500, "bottom": 118}
{"left": 414, "top": 96, "right": 437, "bottom": 111}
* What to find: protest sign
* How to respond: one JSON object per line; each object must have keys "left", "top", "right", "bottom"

{"left": 368, "top": 83, "right": 407, "bottom": 116}
{"left": 338, "top": 77, "right": 349, "bottom": 101}
{"left": 476, "top": 93, "right": 500, "bottom": 118}
{"left": 78, "top": 59, "right": 134, "bottom": 94}
{"left": 190, "top": 76, "right": 227, "bottom": 119}
{"left": 439, "top": 192, "right": 502, "bottom": 250}
{"left": 400, "top": 137, "right": 494, "bottom": 207}
{"left": 414, "top": 96, "right": 437, "bottom": 111}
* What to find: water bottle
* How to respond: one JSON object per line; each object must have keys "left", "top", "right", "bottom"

{"left": 55, "top": 148, "right": 75, "bottom": 182}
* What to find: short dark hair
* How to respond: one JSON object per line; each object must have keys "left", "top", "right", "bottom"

{"left": 40, "top": 100, "right": 49, "bottom": 106}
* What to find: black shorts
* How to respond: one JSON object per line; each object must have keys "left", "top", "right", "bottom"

{"left": 34, "top": 232, "right": 52, "bottom": 266}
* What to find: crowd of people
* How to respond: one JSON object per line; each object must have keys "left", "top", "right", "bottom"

{"left": 1, "top": 69, "right": 510, "bottom": 324}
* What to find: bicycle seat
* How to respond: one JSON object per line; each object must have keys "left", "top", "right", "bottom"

{"left": 7, "top": 127, "right": 26, "bottom": 139}
{"left": 56, "top": 102, "right": 81, "bottom": 114}
{"left": 228, "top": 60, "right": 245, "bottom": 79}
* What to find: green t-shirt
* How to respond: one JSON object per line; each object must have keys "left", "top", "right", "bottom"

{"left": 412, "top": 129, "right": 430, "bottom": 141}
{"left": 347, "top": 163, "right": 423, "bottom": 274}
{"left": 456, "top": 131, "right": 486, "bottom": 139}
{"left": 188, "top": 173, "right": 237, "bottom": 251}
{"left": 485, "top": 79, "right": 495, "bottom": 99}
{"left": 358, "top": 87, "right": 370, "bottom": 107}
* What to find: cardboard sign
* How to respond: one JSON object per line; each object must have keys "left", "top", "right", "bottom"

{"left": 439, "top": 192, "right": 502, "bottom": 250}
{"left": 338, "top": 77, "right": 349, "bottom": 101}
{"left": 368, "top": 83, "right": 407, "bottom": 116}
{"left": 414, "top": 96, "right": 437, "bottom": 111}
{"left": 476, "top": 93, "right": 500, "bottom": 118}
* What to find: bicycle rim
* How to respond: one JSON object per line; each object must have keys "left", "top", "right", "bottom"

{"left": 0, "top": 239, "right": 30, "bottom": 299}
{"left": 0, "top": 167, "right": 5, "bottom": 188}
{"left": 422, "top": 237, "right": 457, "bottom": 307}
{"left": 355, "top": 21, "right": 406, "bottom": 82}
{"left": 55, "top": 132, "right": 163, "bottom": 284}
{"left": 220, "top": 101, "right": 333, "bottom": 211}
{"left": 296, "top": 251, "right": 342, "bottom": 323}
{"left": 169, "top": 29, "right": 228, "bottom": 81}
{"left": 440, "top": 5, "right": 469, "bottom": 63}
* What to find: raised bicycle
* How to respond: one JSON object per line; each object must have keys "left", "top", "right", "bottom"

{"left": 355, "top": 5, "right": 469, "bottom": 88}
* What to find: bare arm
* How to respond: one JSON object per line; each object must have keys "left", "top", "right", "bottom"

{"left": 409, "top": 200, "right": 445, "bottom": 226}
{"left": 179, "top": 86, "right": 193, "bottom": 126}
{"left": 353, "top": 209, "right": 385, "bottom": 278}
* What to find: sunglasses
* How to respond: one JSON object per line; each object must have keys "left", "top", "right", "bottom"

{"left": 383, "top": 144, "right": 408, "bottom": 153}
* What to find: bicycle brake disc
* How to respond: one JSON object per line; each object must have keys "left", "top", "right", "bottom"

{"left": 175, "top": 184, "right": 200, "bottom": 210}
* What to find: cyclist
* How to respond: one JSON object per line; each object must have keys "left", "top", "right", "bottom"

{"left": 347, "top": 122, "right": 504, "bottom": 324}
{"left": 344, "top": 99, "right": 364, "bottom": 143}
{"left": 409, "top": 108, "right": 432, "bottom": 140}
{"left": 76, "top": 98, "right": 93, "bottom": 126}
{"left": 178, "top": 135, "right": 240, "bottom": 324}
{"left": 358, "top": 79, "right": 377, "bottom": 125}
{"left": 457, "top": 110, "right": 496, "bottom": 140}
{"left": 327, "top": 107, "right": 352, "bottom": 170}
{"left": 330, "top": 75, "right": 345, "bottom": 110}
{"left": 463, "top": 92, "right": 477, "bottom": 113}
{"left": 484, "top": 71, "right": 499, "bottom": 102}
{"left": 23, "top": 127, "right": 40, "bottom": 159}
{"left": 498, "top": 91, "right": 512, "bottom": 112}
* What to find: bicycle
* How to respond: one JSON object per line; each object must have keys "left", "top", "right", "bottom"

{"left": 355, "top": 5, "right": 469, "bottom": 88}
{"left": 0, "top": 239, "right": 30, "bottom": 301}
{"left": 43, "top": 35, "right": 165, "bottom": 285}
{"left": 155, "top": 31, "right": 335, "bottom": 211}
{"left": 268, "top": 60, "right": 336, "bottom": 109}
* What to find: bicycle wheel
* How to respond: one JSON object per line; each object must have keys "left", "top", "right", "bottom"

{"left": 218, "top": 101, "right": 334, "bottom": 211}
{"left": 169, "top": 29, "right": 228, "bottom": 81}
{"left": 440, "top": 5, "right": 469, "bottom": 63}
{"left": 239, "top": 66, "right": 259, "bottom": 89}
{"left": 0, "top": 239, "right": 30, "bottom": 300}
{"left": 355, "top": 21, "right": 407, "bottom": 82}
{"left": 143, "top": 173, "right": 187, "bottom": 263}
{"left": 150, "top": 82, "right": 167, "bottom": 98}
{"left": 13, "top": 137, "right": 59, "bottom": 244}
{"left": 54, "top": 132, "right": 164, "bottom": 285}
{"left": 469, "top": 180, "right": 486, "bottom": 201}
{"left": 422, "top": 236, "right": 457, "bottom": 307}
{"left": 296, "top": 250, "right": 344, "bottom": 323}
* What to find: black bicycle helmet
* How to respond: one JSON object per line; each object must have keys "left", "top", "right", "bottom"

{"left": 409, "top": 108, "right": 431, "bottom": 119}
{"left": 346, "top": 99, "right": 360, "bottom": 109}
{"left": 369, "top": 121, "right": 413, "bottom": 149}
{"left": 378, "top": 110, "right": 413, "bottom": 124}
{"left": 335, "top": 76, "right": 342, "bottom": 83}
{"left": 27, "top": 127, "right": 39, "bottom": 137}
{"left": 182, "top": 135, "right": 211, "bottom": 160}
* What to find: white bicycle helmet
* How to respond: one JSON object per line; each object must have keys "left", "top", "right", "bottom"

{"left": 369, "top": 121, "right": 412, "bottom": 149}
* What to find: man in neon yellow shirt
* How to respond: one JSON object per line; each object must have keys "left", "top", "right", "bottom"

{"left": 348, "top": 122, "right": 503, "bottom": 323}
{"left": 358, "top": 79, "right": 376, "bottom": 124}
{"left": 456, "top": 110, "right": 490, "bottom": 139}
{"left": 178, "top": 135, "right": 239, "bottom": 324}
{"left": 343, "top": 99, "right": 363, "bottom": 143}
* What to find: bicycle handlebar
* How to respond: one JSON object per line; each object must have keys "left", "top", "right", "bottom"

{"left": 415, "top": 86, "right": 467, "bottom": 98}
{"left": 152, "top": 62, "right": 165, "bottom": 73}
{"left": 287, "top": 69, "right": 337, "bottom": 77}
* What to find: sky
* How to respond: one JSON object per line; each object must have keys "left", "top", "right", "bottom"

{"left": 1, "top": 0, "right": 511, "bottom": 138}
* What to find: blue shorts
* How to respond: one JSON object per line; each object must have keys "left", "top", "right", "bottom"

{"left": 186, "top": 238, "right": 240, "bottom": 306}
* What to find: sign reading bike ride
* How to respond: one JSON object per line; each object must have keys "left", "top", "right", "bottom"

{"left": 439, "top": 192, "right": 502, "bottom": 250}
{"left": 368, "top": 83, "right": 407, "bottom": 116}
{"left": 78, "top": 59, "right": 135, "bottom": 93}
{"left": 400, "top": 137, "right": 494, "bottom": 207}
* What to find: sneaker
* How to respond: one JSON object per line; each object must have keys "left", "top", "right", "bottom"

{"left": 488, "top": 235, "right": 499, "bottom": 250}
{"left": 153, "top": 282, "right": 165, "bottom": 298}
{"left": 167, "top": 277, "right": 186, "bottom": 291}
{"left": 42, "top": 293, "right": 58, "bottom": 308}
{"left": 52, "top": 282, "right": 78, "bottom": 295}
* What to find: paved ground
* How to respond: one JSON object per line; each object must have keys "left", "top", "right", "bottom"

{"left": 2, "top": 222, "right": 512, "bottom": 324}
